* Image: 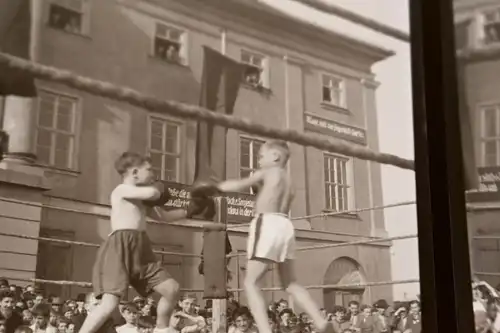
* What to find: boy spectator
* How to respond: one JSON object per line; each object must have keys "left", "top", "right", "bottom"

{"left": 116, "top": 303, "right": 139, "bottom": 333}
{"left": 1, "top": 291, "right": 23, "bottom": 333}
{"left": 30, "top": 303, "right": 56, "bottom": 333}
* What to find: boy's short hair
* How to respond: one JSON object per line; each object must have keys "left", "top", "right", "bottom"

{"left": 264, "top": 140, "right": 290, "bottom": 163}
{"left": 114, "top": 152, "right": 151, "bottom": 175}
{"left": 232, "top": 306, "right": 252, "bottom": 321}
{"left": 121, "top": 302, "right": 139, "bottom": 313}
{"left": 0, "top": 290, "right": 14, "bottom": 301}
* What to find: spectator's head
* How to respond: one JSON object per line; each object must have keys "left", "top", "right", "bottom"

{"left": 232, "top": 306, "right": 253, "bottom": 333}
{"left": 279, "top": 308, "right": 294, "bottom": 328}
{"left": 34, "top": 293, "right": 44, "bottom": 305}
{"left": 409, "top": 300, "right": 420, "bottom": 315}
{"left": 204, "top": 307, "right": 213, "bottom": 327}
{"left": 51, "top": 297, "right": 64, "bottom": 314}
{"left": 31, "top": 303, "right": 51, "bottom": 329}
{"left": 121, "top": 303, "right": 139, "bottom": 325}
{"left": 0, "top": 279, "right": 8, "bottom": 291}
{"left": 267, "top": 310, "right": 278, "bottom": 332}
{"left": 146, "top": 297, "right": 155, "bottom": 306}
{"left": 49, "top": 310, "right": 59, "bottom": 326}
{"left": 374, "top": 299, "right": 389, "bottom": 315}
{"left": 24, "top": 286, "right": 35, "bottom": 295}
{"left": 56, "top": 317, "right": 70, "bottom": 333}
{"left": 333, "top": 306, "right": 346, "bottom": 322}
{"left": 62, "top": 308, "right": 73, "bottom": 320}
{"left": 22, "top": 294, "right": 34, "bottom": 309}
{"left": 66, "top": 300, "right": 76, "bottom": 311}
{"left": 67, "top": 323, "right": 75, "bottom": 333}
{"left": 299, "top": 312, "right": 309, "bottom": 324}
{"left": 194, "top": 304, "right": 200, "bottom": 315}
{"left": 360, "top": 305, "right": 372, "bottom": 317}
{"left": 0, "top": 290, "right": 15, "bottom": 316}
{"left": 319, "top": 308, "right": 327, "bottom": 319}
{"left": 178, "top": 294, "right": 196, "bottom": 315}
{"left": 15, "top": 301, "right": 26, "bottom": 313}
{"left": 14, "top": 326, "right": 32, "bottom": 333}
{"left": 169, "top": 306, "right": 184, "bottom": 331}
{"left": 133, "top": 296, "right": 145, "bottom": 310}
{"left": 84, "top": 293, "right": 99, "bottom": 314}
{"left": 22, "top": 309, "right": 33, "bottom": 325}
{"left": 276, "top": 299, "right": 288, "bottom": 313}
{"left": 0, "top": 313, "right": 6, "bottom": 333}
{"left": 348, "top": 301, "right": 360, "bottom": 315}
{"left": 76, "top": 294, "right": 86, "bottom": 308}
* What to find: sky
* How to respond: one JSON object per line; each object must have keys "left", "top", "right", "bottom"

{"left": 264, "top": 0, "right": 420, "bottom": 300}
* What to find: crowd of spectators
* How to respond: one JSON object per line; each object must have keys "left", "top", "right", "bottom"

{"left": 8, "top": 277, "right": 500, "bottom": 333}
{"left": 0, "top": 277, "right": 424, "bottom": 333}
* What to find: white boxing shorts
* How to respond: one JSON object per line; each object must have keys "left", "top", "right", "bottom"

{"left": 247, "top": 213, "right": 296, "bottom": 262}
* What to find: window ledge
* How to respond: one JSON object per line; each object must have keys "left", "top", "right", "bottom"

{"left": 320, "top": 102, "right": 350, "bottom": 115}
{"left": 46, "top": 25, "right": 92, "bottom": 41}
{"left": 147, "top": 55, "right": 190, "bottom": 69}
{"left": 36, "top": 164, "right": 81, "bottom": 177}
{"left": 242, "top": 83, "right": 272, "bottom": 96}
{"left": 321, "top": 210, "right": 360, "bottom": 220}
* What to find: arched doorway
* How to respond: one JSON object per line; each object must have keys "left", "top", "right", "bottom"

{"left": 323, "top": 257, "right": 366, "bottom": 311}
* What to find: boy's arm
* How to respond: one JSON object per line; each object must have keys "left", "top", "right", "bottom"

{"left": 115, "top": 184, "right": 162, "bottom": 201}
{"left": 217, "top": 169, "right": 266, "bottom": 193}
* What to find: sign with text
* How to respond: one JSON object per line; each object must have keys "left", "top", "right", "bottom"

{"left": 162, "top": 182, "right": 256, "bottom": 223}
{"left": 304, "top": 113, "right": 367, "bottom": 145}
{"left": 466, "top": 167, "right": 500, "bottom": 202}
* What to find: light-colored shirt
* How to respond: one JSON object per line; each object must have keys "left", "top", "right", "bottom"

{"left": 29, "top": 324, "right": 57, "bottom": 333}
{"left": 116, "top": 324, "right": 139, "bottom": 333}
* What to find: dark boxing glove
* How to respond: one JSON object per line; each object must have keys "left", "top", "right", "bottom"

{"left": 143, "top": 181, "right": 171, "bottom": 207}
{"left": 190, "top": 180, "right": 220, "bottom": 198}
{"left": 186, "top": 196, "right": 215, "bottom": 220}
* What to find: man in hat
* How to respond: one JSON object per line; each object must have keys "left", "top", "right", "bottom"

{"left": 50, "top": 297, "right": 64, "bottom": 316}
{"left": 373, "top": 300, "right": 390, "bottom": 333}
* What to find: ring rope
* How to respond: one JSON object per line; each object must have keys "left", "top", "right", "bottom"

{"left": 10, "top": 277, "right": 204, "bottom": 293}
{"left": 0, "top": 195, "right": 213, "bottom": 232}
{"left": 226, "top": 233, "right": 418, "bottom": 258}
{"left": 9, "top": 276, "right": 418, "bottom": 292}
{"left": 0, "top": 231, "right": 202, "bottom": 258}
{"left": 230, "top": 200, "right": 417, "bottom": 229}
{"left": 0, "top": 52, "right": 414, "bottom": 171}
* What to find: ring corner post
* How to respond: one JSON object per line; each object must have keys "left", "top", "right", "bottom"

{"left": 203, "top": 196, "right": 228, "bottom": 333}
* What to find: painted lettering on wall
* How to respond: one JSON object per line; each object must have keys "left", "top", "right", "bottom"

{"left": 162, "top": 182, "right": 255, "bottom": 223}
{"left": 304, "top": 113, "right": 367, "bottom": 145}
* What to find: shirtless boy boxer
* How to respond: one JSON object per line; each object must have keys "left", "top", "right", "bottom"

{"left": 194, "top": 140, "right": 333, "bottom": 333}
{"left": 79, "top": 152, "right": 206, "bottom": 333}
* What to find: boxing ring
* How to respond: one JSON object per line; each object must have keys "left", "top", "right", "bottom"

{"left": 0, "top": 51, "right": 489, "bottom": 330}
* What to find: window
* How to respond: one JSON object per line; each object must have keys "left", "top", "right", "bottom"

{"left": 148, "top": 117, "right": 181, "bottom": 181}
{"left": 322, "top": 74, "right": 346, "bottom": 108}
{"left": 482, "top": 8, "right": 500, "bottom": 45}
{"left": 35, "top": 90, "right": 78, "bottom": 169}
{"left": 153, "top": 22, "right": 187, "bottom": 65}
{"left": 241, "top": 50, "right": 269, "bottom": 88}
{"left": 48, "top": 0, "right": 89, "bottom": 34}
{"left": 239, "top": 137, "right": 265, "bottom": 194}
{"left": 324, "top": 154, "right": 351, "bottom": 212}
{"left": 481, "top": 105, "right": 500, "bottom": 166}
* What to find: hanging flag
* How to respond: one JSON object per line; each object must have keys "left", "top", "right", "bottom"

{"left": 194, "top": 46, "right": 245, "bottom": 181}
{"left": 0, "top": 0, "right": 37, "bottom": 97}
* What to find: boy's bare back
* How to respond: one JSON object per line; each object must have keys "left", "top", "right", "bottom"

{"left": 254, "top": 167, "right": 294, "bottom": 215}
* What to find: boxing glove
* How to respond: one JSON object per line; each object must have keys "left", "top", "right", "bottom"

{"left": 143, "top": 181, "right": 171, "bottom": 207}
{"left": 190, "top": 180, "right": 220, "bottom": 198}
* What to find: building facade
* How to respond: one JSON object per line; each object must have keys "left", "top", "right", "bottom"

{"left": 455, "top": 0, "right": 500, "bottom": 286}
{"left": 0, "top": 0, "right": 393, "bottom": 309}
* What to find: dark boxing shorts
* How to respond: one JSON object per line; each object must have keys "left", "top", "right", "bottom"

{"left": 92, "top": 230, "right": 171, "bottom": 298}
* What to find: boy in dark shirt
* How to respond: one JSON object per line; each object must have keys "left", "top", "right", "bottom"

{"left": 0, "top": 291, "right": 23, "bottom": 333}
